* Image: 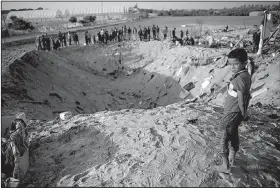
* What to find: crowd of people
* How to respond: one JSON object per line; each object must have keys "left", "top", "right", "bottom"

{"left": 171, "top": 27, "right": 195, "bottom": 45}
{"left": 83, "top": 25, "right": 162, "bottom": 45}
{"left": 34, "top": 24, "right": 199, "bottom": 50}
{"left": 35, "top": 31, "right": 80, "bottom": 51}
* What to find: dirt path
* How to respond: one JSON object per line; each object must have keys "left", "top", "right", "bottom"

{"left": 1, "top": 20, "right": 128, "bottom": 44}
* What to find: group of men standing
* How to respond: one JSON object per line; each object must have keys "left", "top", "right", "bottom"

{"left": 35, "top": 24, "right": 198, "bottom": 50}
{"left": 172, "top": 27, "right": 195, "bottom": 45}
{"left": 99, "top": 25, "right": 134, "bottom": 43}
{"left": 35, "top": 31, "right": 80, "bottom": 51}
{"left": 84, "top": 26, "right": 133, "bottom": 45}
{"left": 135, "top": 25, "right": 161, "bottom": 41}
{"left": 59, "top": 31, "right": 80, "bottom": 47}
{"left": 35, "top": 34, "right": 55, "bottom": 51}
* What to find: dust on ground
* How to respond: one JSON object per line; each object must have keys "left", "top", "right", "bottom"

{"left": 22, "top": 103, "right": 280, "bottom": 187}
{"left": 1, "top": 25, "right": 280, "bottom": 187}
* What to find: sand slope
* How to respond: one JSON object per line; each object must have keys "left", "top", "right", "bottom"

{"left": 22, "top": 102, "right": 280, "bottom": 187}
{"left": 127, "top": 41, "right": 280, "bottom": 107}
{"left": 2, "top": 43, "right": 185, "bottom": 120}
{"left": 2, "top": 32, "right": 280, "bottom": 187}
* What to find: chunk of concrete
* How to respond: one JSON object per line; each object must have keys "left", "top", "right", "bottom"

{"left": 183, "top": 82, "right": 195, "bottom": 92}
{"left": 59, "top": 111, "right": 73, "bottom": 121}
{"left": 180, "top": 88, "right": 190, "bottom": 99}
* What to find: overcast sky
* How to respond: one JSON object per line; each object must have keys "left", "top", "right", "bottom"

{"left": 1, "top": 1, "right": 279, "bottom": 11}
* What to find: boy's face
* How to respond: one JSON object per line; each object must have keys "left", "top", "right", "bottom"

{"left": 228, "top": 58, "right": 245, "bottom": 73}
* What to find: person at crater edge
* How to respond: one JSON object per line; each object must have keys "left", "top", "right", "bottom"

{"left": 216, "top": 48, "right": 251, "bottom": 174}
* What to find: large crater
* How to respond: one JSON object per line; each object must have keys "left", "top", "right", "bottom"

{"left": 1, "top": 43, "right": 183, "bottom": 120}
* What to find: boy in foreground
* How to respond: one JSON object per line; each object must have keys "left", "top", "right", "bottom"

{"left": 217, "top": 48, "right": 251, "bottom": 173}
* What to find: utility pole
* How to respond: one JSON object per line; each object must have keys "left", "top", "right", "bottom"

{"left": 101, "top": 1, "right": 104, "bottom": 24}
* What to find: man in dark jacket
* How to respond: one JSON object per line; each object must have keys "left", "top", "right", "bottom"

{"left": 105, "top": 30, "right": 109, "bottom": 44}
{"left": 143, "top": 27, "right": 147, "bottom": 40}
{"left": 58, "top": 31, "right": 63, "bottom": 47}
{"left": 124, "top": 25, "right": 127, "bottom": 40}
{"left": 156, "top": 25, "right": 160, "bottom": 40}
{"left": 172, "top": 28, "right": 176, "bottom": 41}
{"left": 128, "top": 27, "right": 132, "bottom": 40}
{"left": 152, "top": 25, "right": 156, "bottom": 40}
{"left": 63, "top": 33, "right": 67, "bottom": 47}
{"left": 180, "top": 29, "right": 184, "bottom": 40}
{"left": 163, "top": 26, "right": 168, "bottom": 40}
{"left": 45, "top": 36, "right": 50, "bottom": 51}
{"left": 190, "top": 36, "right": 194, "bottom": 45}
{"left": 138, "top": 27, "right": 143, "bottom": 41}
{"left": 75, "top": 32, "right": 79, "bottom": 45}
{"left": 147, "top": 26, "right": 151, "bottom": 41}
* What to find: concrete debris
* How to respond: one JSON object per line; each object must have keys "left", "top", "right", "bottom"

{"left": 251, "top": 87, "right": 268, "bottom": 98}
{"left": 59, "top": 111, "right": 73, "bottom": 121}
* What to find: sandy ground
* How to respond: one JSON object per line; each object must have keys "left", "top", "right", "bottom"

{"left": 1, "top": 25, "right": 280, "bottom": 187}
{"left": 22, "top": 103, "right": 280, "bottom": 187}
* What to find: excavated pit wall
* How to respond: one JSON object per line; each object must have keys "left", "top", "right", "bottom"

{"left": 2, "top": 40, "right": 280, "bottom": 122}
{"left": 1, "top": 43, "right": 184, "bottom": 120}
{"left": 2, "top": 40, "right": 280, "bottom": 187}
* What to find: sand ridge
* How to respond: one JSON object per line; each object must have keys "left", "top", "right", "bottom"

{"left": 1, "top": 27, "right": 280, "bottom": 187}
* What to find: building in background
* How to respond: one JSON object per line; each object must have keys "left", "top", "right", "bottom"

{"left": 5, "top": 6, "right": 134, "bottom": 24}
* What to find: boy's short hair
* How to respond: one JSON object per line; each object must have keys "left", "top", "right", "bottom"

{"left": 227, "top": 48, "right": 248, "bottom": 64}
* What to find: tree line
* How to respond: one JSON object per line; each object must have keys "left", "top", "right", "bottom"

{"left": 7, "top": 16, "right": 35, "bottom": 30}
{"left": 139, "top": 3, "right": 280, "bottom": 16}
{"left": 69, "top": 15, "right": 97, "bottom": 26}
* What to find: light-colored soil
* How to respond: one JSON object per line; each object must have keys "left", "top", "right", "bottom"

{"left": 23, "top": 103, "right": 280, "bottom": 187}
{"left": 1, "top": 25, "right": 280, "bottom": 187}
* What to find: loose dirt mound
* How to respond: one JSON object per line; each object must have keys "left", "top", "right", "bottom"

{"left": 2, "top": 37, "right": 280, "bottom": 187}
{"left": 22, "top": 103, "right": 280, "bottom": 187}
{"left": 127, "top": 41, "right": 280, "bottom": 107}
